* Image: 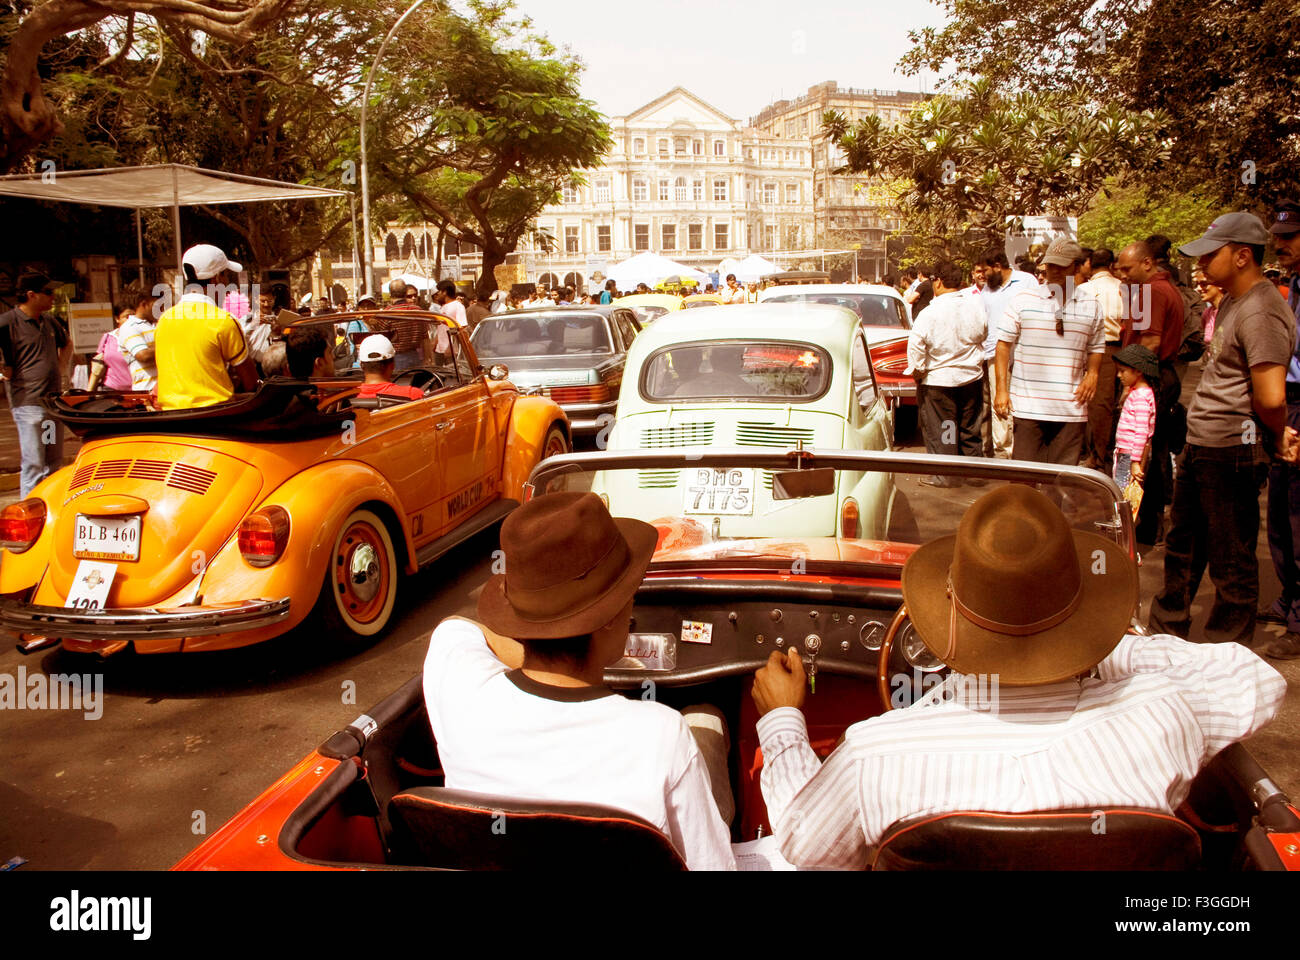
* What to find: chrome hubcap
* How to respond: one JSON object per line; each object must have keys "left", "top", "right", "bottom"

{"left": 349, "top": 543, "right": 381, "bottom": 602}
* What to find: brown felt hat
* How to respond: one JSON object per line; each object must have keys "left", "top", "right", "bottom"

{"left": 477, "top": 492, "right": 658, "bottom": 639}
{"left": 901, "top": 485, "right": 1137, "bottom": 686}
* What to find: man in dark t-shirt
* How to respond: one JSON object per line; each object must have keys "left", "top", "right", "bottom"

{"left": 0, "top": 272, "right": 71, "bottom": 496}
{"left": 1151, "top": 213, "right": 1299, "bottom": 646}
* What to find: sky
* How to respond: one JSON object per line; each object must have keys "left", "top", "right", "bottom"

{"left": 513, "top": 0, "right": 949, "bottom": 121}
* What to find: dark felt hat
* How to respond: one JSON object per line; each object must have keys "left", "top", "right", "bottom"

{"left": 478, "top": 492, "right": 658, "bottom": 639}
{"left": 1113, "top": 344, "right": 1159, "bottom": 379}
{"left": 901, "top": 485, "right": 1137, "bottom": 686}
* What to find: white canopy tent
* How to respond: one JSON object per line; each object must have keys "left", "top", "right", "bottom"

{"left": 396, "top": 272, "right": 436, "bottom": 292}
{"left": 0, "top": 163, "right": 351, "bottom": 281}
{"left": 596, "top": 252, "right": 709, "bottom": 290}
{"left": 731, "top": 254, "right": 781, "bottom": 283}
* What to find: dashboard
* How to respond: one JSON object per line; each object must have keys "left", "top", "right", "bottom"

{"left": 606, "top": 578, "right": 938, "bottom": 689}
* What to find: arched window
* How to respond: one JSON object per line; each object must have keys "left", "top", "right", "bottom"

{"left": 384, "top": 234, "right": 399, "bottom": 261}
{"left": 538, "top": 272, "right": 560, "bottom": 289}
{"left": 563, "top": 271, "right": 582, "bottom": 290}
{"left": 402, "top": 233, "right": 415, "bottom": 258}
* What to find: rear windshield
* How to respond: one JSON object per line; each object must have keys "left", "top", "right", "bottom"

{"left": 471, "top": 314, "right": 612, "bottom": 358}
{"left": 764, "top": 292, "right": 908, "bottom": 328}
{"left": 629, "top": 305, "right": 670, "bottom": 325}
{"left": 640, "top": 341, "right": 831, "bottom": 403}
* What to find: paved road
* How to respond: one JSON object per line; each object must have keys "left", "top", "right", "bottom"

{"left": 1, "top": 435, "right": 1297, "bottom": 870}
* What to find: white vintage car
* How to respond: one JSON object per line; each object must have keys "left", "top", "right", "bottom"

{"left": 600, "top": 304, "right": 895, "bottom": 539}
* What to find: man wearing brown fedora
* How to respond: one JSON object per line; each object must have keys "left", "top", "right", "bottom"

{"left": 423, "top": 492, "right": 735, "bottom": 870}
{"left": 751, "top": 485, "right": 1284, "bottom": 869}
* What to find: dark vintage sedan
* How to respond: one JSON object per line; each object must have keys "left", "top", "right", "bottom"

{"left": 469, "top": 306, "right": 642, "bottom": 435}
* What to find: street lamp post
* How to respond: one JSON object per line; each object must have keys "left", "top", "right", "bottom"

{"left": 360, "top": 0, "right": 432, "bottom": 297}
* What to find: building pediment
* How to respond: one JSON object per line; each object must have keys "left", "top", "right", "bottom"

{"left": 622, "top": 86, "right": 736, "bottom": 129}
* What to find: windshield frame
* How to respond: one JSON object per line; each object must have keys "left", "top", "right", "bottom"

{"left": 762, "top": 292, "right": 909, "bottom": 328}
{"left": 469, "top": 311, "right": 615, "bottom": 359}
{"left": 525, "top": 448, "right": 1134, "bottom": 559}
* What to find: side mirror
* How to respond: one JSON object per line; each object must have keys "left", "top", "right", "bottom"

{"left": 772, "top": 467, "right": 836, "bottom": 500}
{"left": 487, "top": 364, "right": 509, "bottom": 381}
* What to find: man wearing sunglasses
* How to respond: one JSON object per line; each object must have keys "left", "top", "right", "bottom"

{"left": 993, "top": 237, "right": 1105, "bottom": 464}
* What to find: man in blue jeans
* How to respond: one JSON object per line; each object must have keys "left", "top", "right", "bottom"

{"left": 0, "top": 273, "right": 71, "bottom": 496}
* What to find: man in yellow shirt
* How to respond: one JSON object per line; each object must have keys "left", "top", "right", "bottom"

{"left": 155, "top": 244, "right": 258, "bottom": 409}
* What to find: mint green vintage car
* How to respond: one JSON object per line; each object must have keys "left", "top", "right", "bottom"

{"left": 600, "top": 304, "right": 895, "bottom": 539}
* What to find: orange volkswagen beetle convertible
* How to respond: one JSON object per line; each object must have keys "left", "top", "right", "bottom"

{"left": 0, "top": 312, "right": 569, "bottom": 656}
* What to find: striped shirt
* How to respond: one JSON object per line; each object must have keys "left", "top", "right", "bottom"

{"left": 117, "top": 314, "right": 158, "bottom": 391}
{"left": 999, "top": 284, "right": 1105, "bottom": 422}
{"left": 757, "top": 634, "right": 1284, "bottom": 870}
{"left": 1114, "top": 381, "right": 1156, "bottom": 458}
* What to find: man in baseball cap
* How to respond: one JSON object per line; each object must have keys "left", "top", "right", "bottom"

{"left": 355, "top": 334, "right": 422, "bottom": 401}
{"left": 1258, "top": 201, "right": 1300, "bottom": 658}
{"left": 155, "top": 243, "right": 257, "bottom": 409}
{"left": 1152, "top": 212, "right": 1300, "bottom": 651}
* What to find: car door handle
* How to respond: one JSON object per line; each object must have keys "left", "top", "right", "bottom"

{"left": 435, "top": 421, "right": 450, "bottom": 430}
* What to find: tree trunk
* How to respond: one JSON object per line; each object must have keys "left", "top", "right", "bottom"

{"left": 477, "top": 241, "right": 505, "bottom": 300}
{"left": 435, "top": 221, "right": 444, "bottom": 280}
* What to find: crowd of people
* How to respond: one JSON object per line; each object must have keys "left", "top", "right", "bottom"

{"left": 903, "top": 203, "right": 1300, "bottom": 660}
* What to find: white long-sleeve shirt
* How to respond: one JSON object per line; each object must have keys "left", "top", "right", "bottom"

{"left": 423, "top": 619, "right": 735, "bottom": 870}
{"left": 906, "top": 290, "right": 987, "bottom": 387}
{"left": 757, "top": 633, "right": 1284, "bottom": 870}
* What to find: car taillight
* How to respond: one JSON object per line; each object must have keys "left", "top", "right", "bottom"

{"left": 840, "top": 498, "right": 860, "bottom": 539}
{"left": 238, "top": 506, "right": 290, "bottom": 567}
{"left": 548, "top": 384, "right": 611, "bottom": 404}
{"left": 0, "top": 499, "right": 46, "bottom": 553}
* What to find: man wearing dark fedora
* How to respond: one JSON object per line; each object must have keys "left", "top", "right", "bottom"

{"left": 423, "top": 492, "right": 735, "bottom": 870}
{"left": 750, "top": 485, "right": 1284, "bottom": 869}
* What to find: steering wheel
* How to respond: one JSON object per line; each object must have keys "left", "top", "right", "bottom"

{"left": 877, "top": 605, "right": 909, "bottom": 711}
{"left": 392, "top": 368, "right": 445, "bottom": 394}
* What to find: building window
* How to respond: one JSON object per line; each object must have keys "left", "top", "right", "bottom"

{"left": 597, "top": 225, "right": 611, "bottom": 252}
{"left": 634, "top": 224, "right": 649, "bottom": 251}
{"left": 688, "top": 224, "right": 702, "bottom": 250}
{"left": 675, "top": 177, "right": 687, "bottom": 202}
{"left": 765, "top": 224, "right": 777, "bottom": 250}
{"left": 384, "top": 234, "right": 399, "bottom": 260}
{"left": 658, "top": 138, "right": 669, "bottom": 157}
{"left": 633, "top": 137, "right": 645, "bottom": 155}
{"left": 786, "top": 183, "right": 799, "bottom": 204}
{"left": 713, "top": 179, "right": 728, "bottom": 202}
{"left": 562, "top": 182, "right": 578, "bottom": 204}
{"left": 662, "top": 224, "right": 676, "bottom": 250}
{"left": 714, "top": 223, "right": 729, "bottom": 249}
{"left": 595, "top": 179, "right": 610, "bottom": 203}
{"left": 692, "top": 180, "right": 703, "bottom": 201}
{"left": 714, "top": 140, "right": 725, "bottom": 156}
{"left": 633, "top": 179, "right": 647, "bottom": 201}
{"left": 763, "top": 182, "right": 776, "bottom": 204}
{"left": 658, "top": 179, "right": 670, "bottom": 201}
{"left": 674, "top": 137, "right": 686, "bottom": 155}
{"left": 693, "top": 139, "right": 703, "bottom": 155}
{"left": 565, "top": 226, "right": 580, "bottom": 253}
{"left": 785, "top": 224, "right": 800, "bottom": 249}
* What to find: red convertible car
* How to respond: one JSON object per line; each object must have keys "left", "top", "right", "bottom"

{"left": 174, "top": 450, "right": 1300, "bottom": 871}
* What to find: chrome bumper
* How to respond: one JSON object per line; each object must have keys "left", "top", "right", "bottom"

{"left": 566, "top": 401, "right": 618, "bottom": 434}
{"left": 0, "top": 598, "right": 291, "bottom": 641}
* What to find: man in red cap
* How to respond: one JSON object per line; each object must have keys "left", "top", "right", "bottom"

{"left": 422, "top": 492, "right": 735, "bottom": 869}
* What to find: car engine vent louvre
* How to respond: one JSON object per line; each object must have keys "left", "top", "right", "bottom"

{"left": 637, "top": 469, "right": 681, "bottom": 489}
{"left": 734, "top": 423, "right": 816, "bottom": 448}
{"left": 127, "top": 459, "right": 172, "bottom": 481}
{"left": 639, "top": 422, "right": 715, "bottom": 449}
{"left": 166, "top": 464, "right": 218, "bottom": 495}
{"left": 94, "top": 459, "right": 132, "bottom": 479}
{"left": 70, "top": 463, "right": 96, "bottom": 488}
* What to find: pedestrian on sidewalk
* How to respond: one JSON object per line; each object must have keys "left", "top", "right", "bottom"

{"left": 975, "top": 249, "right": 1036, "bottom": 458}
{"left": 1150, "top": 212, "right": 1299, "bottom": 647}
{"left": 116, "top": 285, "right": 160, "bottom": 394}
{"left": 1079, "top": 249, "right": 1126, "bottom": 471}
{"left": 1111, "top": 345, "right": 1158, "bottom": 489}
{"left": 1258, "top": 200, "right": 1300, "bottom": 659}
{"left": 907, "top": 261, "right": 987, "bottom": 487}
{"left": 0, "top": 272, "right": 71, "bottom": 496}
{"left": 994, "top": 238, "right": 1104, "bottom": 464}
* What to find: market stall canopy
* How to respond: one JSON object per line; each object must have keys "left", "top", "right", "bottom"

{"left": 731, "top": 254, "right": 780, "bottom": 283}
{"left": 599, "top": 252, "right": 708, "bottom": 290}
{"left": 0, "top": 163, "right": 350, "bottom": 277}
{"left": 396, "top": 273, "right": 435, "bottom": 291}
{"left": 0, "top": 164, "right": 348, "bottom": 208}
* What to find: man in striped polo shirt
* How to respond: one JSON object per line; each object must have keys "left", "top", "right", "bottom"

{"left": 993, "top": 238, "right": 1104, "bottom": 464}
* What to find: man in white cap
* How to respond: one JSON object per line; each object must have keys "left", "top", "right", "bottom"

{"left": 155, "top": 243, "right": 257, "bottom": 409}
{"left": 356, "top": 334, "right": 424, "bottom": 401}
